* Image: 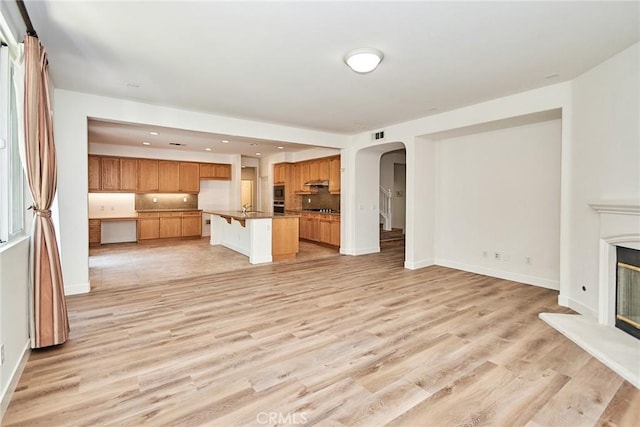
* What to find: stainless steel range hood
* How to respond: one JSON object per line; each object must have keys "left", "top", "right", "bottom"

{"left": 304, "top": 180, "right": 329, "bottom": 187}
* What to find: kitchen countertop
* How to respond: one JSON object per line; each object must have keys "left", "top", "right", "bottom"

{"left": 89, "top": 216, "right": 138, "bottom": 221}
{"left": 136, "top": 209, "right": 203, "bottom": 213}
{"left": 205, "top": 210, "right": 300, "bottom": 220}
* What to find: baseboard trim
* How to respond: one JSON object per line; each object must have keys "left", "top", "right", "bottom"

{"left": 0, "top": 341, "right": 30, "bottom": 422}
{"left": 352, "top": 246, "right": 380, "bottom": 256}
{"left": 65, "top": 282, "right": 90, "bottom": 295}
{"left": 558, "top": 294, "right": 597, "bottom": 317}
{"left": 434, "top": 258, "right": 560, "bottom": 290}
{"left": 404, "top": 258, "right": 435, "bottom": 270}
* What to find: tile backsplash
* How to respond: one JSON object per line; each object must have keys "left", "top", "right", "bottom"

{"left": 135, "top": 193, "right": 198, "bottom": 210}
{"left": 301, "top": 188, "right": 340, "bottom": 212}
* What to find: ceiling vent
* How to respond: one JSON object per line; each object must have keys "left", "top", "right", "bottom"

{"left": 169, "top": 142, "right": 185, "bottom": 146}
{"left": 372, "top": 130, "right": 385, "bottom": 141}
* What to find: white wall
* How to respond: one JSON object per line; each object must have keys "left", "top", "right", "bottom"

{"left": 53, "top": 90, "right": 347, "bottom": 295}
{"left": 562, "top": 43, "right": 640, "bottom": 315}
{"left": 0, "top": 237, "right": 30, "bottom": 419}
{"left": 434, "top": 119, "right": 561, "bottom": 288}
{"left": 87, "top": 193, "right": 136, "bottom": 218}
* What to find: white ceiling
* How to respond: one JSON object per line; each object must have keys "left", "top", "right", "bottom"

{"left": 22, "top": 1, "right": 640, "bottom": 140}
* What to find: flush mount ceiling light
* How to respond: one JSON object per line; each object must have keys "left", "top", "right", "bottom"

{"left": 149, "top": 131, "right": 159, "bottom": 136}
{"left": 344, "top": 47, "right": 384, "bottom": 74}
{"left": 142, "top": 141, "right": 151, "bottom": 146}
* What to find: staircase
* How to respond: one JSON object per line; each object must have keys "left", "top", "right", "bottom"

{"left": 379, "top": 186, "right": 392, "bottom": 231}
{"left": 380, "top": 226, "right": 405, "bottom": 250}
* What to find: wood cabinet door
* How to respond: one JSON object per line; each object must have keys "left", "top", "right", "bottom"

{"left": 181, "top": 213, "right": 202, "bottom": 237}
{"left": 214, "top": 164, "right": 231, "bottom": 180}
{"left": 138, "top": 218, "right": 160, "bottom": 240}
{"left": 89, "top": 219, "right": 101, "bottom": 245}
{"left": 274, "top": 164, "right": 284, "bottom": 184}
{"left": 101, "top": 157, "right": 121, "bottom": 191}
{"left": 159, "top": 215, "right": 182, "bottom": 238}
{"left": 329, "top": 157, "right": 341, "bottom": 193}
{"left": 158, "top": 161, "right": 180, "bottom": 192}
{"left": 120, "top": 158, "right": 137, "bottom": 191}
{"left": 309, "top": 160, "right": 320, "bottom": 181}
{"left": 298, "top": 162, "right": 310, "bottom": 190}
{"left": 88, "top": 155, "right": 101, "bottom": 191}
{"left": 330, "top": 219, "right": 340, "bottom": 246}
{"left": 179, "top": 162, "right": 200, "bottom": 193}
{"left": 137, "top": 159, "right": 159, "bottom": 192}
{"left": 319, "top": 219, "right": 332, "bottom": 244}
{"left": 199, "top": 163, "right": 215, "bottom": 178}
{"left": 318, "top": 158, "right": 330, "bottom": 181}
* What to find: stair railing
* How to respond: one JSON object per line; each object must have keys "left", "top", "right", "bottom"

{"left": 379, "top": 186, "right": 392, "bottom": 231}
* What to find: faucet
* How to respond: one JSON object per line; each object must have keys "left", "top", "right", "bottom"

{"left": 242, "top": 203, "right": 252, "bottom": 214}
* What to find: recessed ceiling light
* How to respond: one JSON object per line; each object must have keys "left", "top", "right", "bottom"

{"left": 344, "top": 48, "right": 384, "bottom": 73}
{"left": 142, "top": 141, "right": 151, "bottom": 146}
{"left": 255, "top": 152, "right": 262, "bottom": 156}
{"left": 149, "top": 131, "right": 159, "bottom": 136}
{"left": 250, "top": 143, "right": 258, "bottom": 147}
{"left": 221, "top": 140, "right": 229, "bottom": 144}
{"left": 205, "top": 147, "right": 212, "bottom": 151}
{"left": 277, "top": 146, "right": 284, "bottom": 150}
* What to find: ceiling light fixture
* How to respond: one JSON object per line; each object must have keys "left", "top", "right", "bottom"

{"left": 142, "top": 141, "right": 151, "bottom": 146}
{"left": 344, "top": 47, "right": 384, "bottom": 74}
{"left": 205, "top": 147, "right": 212, "bottom": 151}
{"left": 277, "top": 146, "right": 284, "bottom": 150}
{"left": 255, "top": 152, "right": 262, "bottom": 156}
{"left": 149, "top": 131, "right": 159, "bottom": 136}
{"left": 221, "top": 140, "right": 229, "bottom": 144}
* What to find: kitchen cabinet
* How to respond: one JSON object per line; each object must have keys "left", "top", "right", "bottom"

{"left": 181, "top": 211, "right": 202, "bottom": 237}
{"left": 179, "top": 162, "right": 200, "bottom": 193}
{"left": 89, "top": 219, "right": 101, "bottom": 246}
{"left": 318, "top": 158, "right": 330, "bottom": 181}
{"left": 88, "top": 155, "right": 101, "bottom": 191}
{"left": 274, "top": 163, "right": 287, "bottom": 185}
{"left": 101, "top": 157, "right": 121, "bottom": 191}
{"left": 137, "top": 212, "right": 160, "bottom": 240}
{"left": 329, "top": 156, "right": 340, "bottom": 194}
{"left": 200, "top": 163, "right": 232, "bottom": 180}
{"left": 137, "top": 159, "right": 159, "bottom": 192}
{"left": 120, "top": 158, "right": 138, "bottom": 191}
{"left": 295, "top": 162, "right": 311, "bottom": 193}
{"left": 158, "top": 161, "right": 180, "bottom": 192}
{"left": 309, "top": 161, "right": 320, "bottom": 181}
{"left": 159, "top": 212, "right": 182, "bottom": 238}
{"left": 299, "top": 212, "right": 340, "bottom": 247}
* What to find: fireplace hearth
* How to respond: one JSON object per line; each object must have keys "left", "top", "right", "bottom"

{"left": 616, "top": 246, "right": 640, "bottom": 339}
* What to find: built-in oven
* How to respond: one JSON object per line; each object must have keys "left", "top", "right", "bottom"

{"left": 274, "top": 185, "right": 285, "bottom": 200}
{"left": 273, "top": 201, "right": 285, "bottom": 214}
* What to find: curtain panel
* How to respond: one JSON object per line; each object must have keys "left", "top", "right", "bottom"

{"left": 23, "top": 35, "right": 69, "bottom": 348}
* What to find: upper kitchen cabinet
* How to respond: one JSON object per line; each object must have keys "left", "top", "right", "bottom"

{"left": 120, "top": 158, "right": 138, "bottom": 192}
{"left": 137, "top": 159, "right": 159, "bottom": 192}
{"left": 329, "top": 156, "right": 340, "bottom": 194}
{"left": 318, "top": 158, "right": 330, "bottom": 182}
{"left": 200, "top": 163, "right": 232, "bottom": 180}
{"left": 179, "top": 162, "right": 200, "bottom": 193}
{"left": 88, "top": 155, "right": 101, "bottom": 191}
{"left": 101, "top": 157, "right": 121, "bottom": 191}
{"left": 295, "top": 162, "right": 311, "bottom": 194}
{"left": 274, "top": 163, "right": 288, "bottom": 185}
{"left": 158, "top": 161, "right": 180, "bottom": 192}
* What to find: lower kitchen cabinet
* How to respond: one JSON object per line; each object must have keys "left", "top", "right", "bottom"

{"left": 138, "top": 213, "right": 160, "bottom": 240}
{"left": 181, "top": 212, "right": 202, "bottom": 237}
{"left": 89, "top": 219, "right": 101, "bottom": 245}
{"left": 299, "top": 212, "right": 339, "bottom": 247}
{"left": 159, "top": 212, "right": 182, "bottom": 238}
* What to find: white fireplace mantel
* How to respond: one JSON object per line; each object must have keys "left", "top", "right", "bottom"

{"left": 540, "top": 200, "right": 640, "bottom": 389}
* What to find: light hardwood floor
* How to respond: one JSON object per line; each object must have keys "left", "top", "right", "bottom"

{"left": 3, "top": 245, "right": 639, "bottom": 426}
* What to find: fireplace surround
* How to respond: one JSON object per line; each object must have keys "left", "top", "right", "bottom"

{"left": 540, "top": 201, "right": 640, "bottom": 388}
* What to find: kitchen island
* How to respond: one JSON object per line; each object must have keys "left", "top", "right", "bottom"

{"left": 205, "top": 211, "right": 300, "bottom": 264}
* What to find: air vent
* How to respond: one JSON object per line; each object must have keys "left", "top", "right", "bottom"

{"left": 372, "top": 130, "right": 385, "bottom": 141}
{"left": 169, "top": 142, "right": 185, "bottom": 146}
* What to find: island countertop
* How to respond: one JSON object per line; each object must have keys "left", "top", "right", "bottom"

{"left": 204, "top": 210, "right": 300, "bottom": 220}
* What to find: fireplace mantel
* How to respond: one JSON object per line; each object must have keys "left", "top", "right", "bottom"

{"left": 540, "top": 200, "right": 640, "bottom": 389}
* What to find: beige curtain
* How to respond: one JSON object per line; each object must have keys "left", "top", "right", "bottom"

{"left": 23, "top": 35, "right": 69, "bottom": 348}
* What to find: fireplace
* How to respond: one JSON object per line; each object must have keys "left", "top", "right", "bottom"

{"left": 616, "top": 246, "right": 640, "bottom": 339}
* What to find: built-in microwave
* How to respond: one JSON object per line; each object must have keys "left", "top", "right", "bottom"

{"left": 274, "top": 185, "right": 285, "bottom": 200}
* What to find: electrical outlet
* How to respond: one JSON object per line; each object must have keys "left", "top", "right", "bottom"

{"left": 494, "top": 252, "right": 501, "bottom": 261}
{"left": 205, "top": 219, "right": 211, "bottom": 225}
{"left": 525, "top": 256, "right": 532, "bottom": 265}
{"left": 100, "top": 205, "right": 105, "bottom": 211}
{"left": 183, "top": 197, "right": 187, "bottom": 202}
{"left": 482, "top": 251, "right": 488, "bottom": 258}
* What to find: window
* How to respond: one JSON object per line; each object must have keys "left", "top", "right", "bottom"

{"left": 0, "top": 44, "right": 25, "bottom": 244}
